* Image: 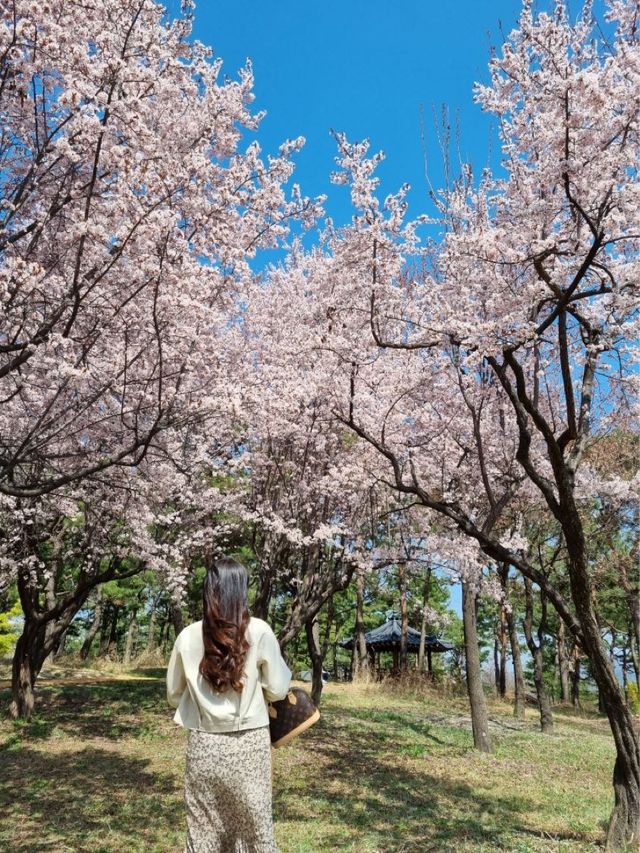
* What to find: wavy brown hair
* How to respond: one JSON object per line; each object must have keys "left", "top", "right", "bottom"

{"left": 199, "top": 556, "right": 251, "bottom": 693}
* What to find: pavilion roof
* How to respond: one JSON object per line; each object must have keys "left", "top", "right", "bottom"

{"left": 341, "top": 614, "right": 454, "bottom": 654}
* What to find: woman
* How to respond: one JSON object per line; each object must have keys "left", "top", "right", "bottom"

{"left": 167, "top": 556, "right": 291, "bottom": 853}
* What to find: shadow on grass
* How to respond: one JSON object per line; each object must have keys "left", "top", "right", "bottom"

{"left": 274, "top": 700, "right": 600, "bottom": 852}
{"left": 0, "top": 744, "right": 183, "bottom": 852}
{"left": 1, "top": 679, "right": 170, "bottom": 741}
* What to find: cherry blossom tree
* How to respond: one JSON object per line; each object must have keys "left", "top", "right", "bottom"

{"left": 253, "top": 1, "right": 638, "bottom": 844}
{"left": 335, "top": 2, "right": 639, "bottom": 843}
{"left": 0, "top": 0, "right": 317, "bottom": 501}
{"left": 0, "top": 0, "right": 320, "bottom": 716}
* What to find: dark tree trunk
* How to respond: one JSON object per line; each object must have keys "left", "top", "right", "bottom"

{"left": 493, "top": 637, "right": 501, "bottom": 696}
{"left": 251, "top": 568, "right": 273, "bottom": 620}
{"left": 506, "top": 608, "right": 526, "bottom": 720}
{"left": 146, "top": 604, "right": 157, "bottom": 653}
{"left": 159, "top": 618, "right": 170, "bottom": 654}
{"left": 9, "top": 626, "right": 47, "bottom": 719}
{"left": 80, "top": 587, "right": 104, "bottom": 660}
{"left": 9, "top": 583, "right": 91, "bottom": 718}
{"left": 418, "top": 566, "right": 432, "bottom": 673}
{"left": 43, "top": 573, "right": 57, "bottom": 665}
{"left": 123, "top": 608, "right": 138, "bottom": 667}
{"left": 53, "top": 629, "right": 67, "bottom": 660}
{"left": 105, "top": 604, "right": 120, "bottom": 657}
{"left": 557, "top": 620, "right": 570, "bottom": 703}
{"left": 278, "top": 551, "right": 355, "bottom": 651}
{"left": 399, "top": 563, "right": 408, "bottom": 673}
{"left": 354, "top": 567, "right": 368, "bottom": 677}
{"left": 498, "top": 607, "right": 507, "bottom": 698}
{"left": 170, "top": 600, "right": 184, "bottom": 637}
{"left": 523, "top": 578, "right": 554, "bottom": 734}
{"left": 561, "top": 512, "right": 640, "bottom": 849}
{"left": 462, "top": 581, "right": 492, "bottom": 753}
{"left": 8, "top": 554, "right": 141, "bottom": 718}
{"left": 629, "top": 630, "right": 639, "bottom": 689}
{"left": 571, "top": 646, "right": 581, "bottom": 707}
{"left": 305, "top": 615, "right": 324, "bottom": 706}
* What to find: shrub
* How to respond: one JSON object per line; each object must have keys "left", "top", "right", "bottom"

{"left": 0, "top": 601, "right": 22, "bottom": 657}
{"left": 628, "top": 683, "right": 640, "bottom": 715}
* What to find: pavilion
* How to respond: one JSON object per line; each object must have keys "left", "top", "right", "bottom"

{"left": 341, "top": 612, "right": 454, "bottom": 677}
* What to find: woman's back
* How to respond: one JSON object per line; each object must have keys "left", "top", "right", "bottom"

{"left": 166, "top": 556, "right": 291, "bottom": 853}
{"left": 167, "top": 615, "right": 291, "bottom": 732}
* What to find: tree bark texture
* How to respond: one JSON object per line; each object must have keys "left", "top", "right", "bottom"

{"left": 462, "top": 581, "right": 492, "bottom": 753}
{"left": 523, "top": 578, "right": 554, "bottom": 734}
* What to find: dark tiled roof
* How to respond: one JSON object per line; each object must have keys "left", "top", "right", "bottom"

{"left": 341, "top": 615, "right": 454, "bottom": 653}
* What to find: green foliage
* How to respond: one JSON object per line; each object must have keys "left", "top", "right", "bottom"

{"left": 628, "top": 682, "right": 640, "bottom": 715}
{"left": 0, "top": 601, "right": 22, "bottom": 657}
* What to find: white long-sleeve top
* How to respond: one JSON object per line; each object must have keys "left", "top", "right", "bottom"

{"left": 166, "top": 617, "right": 291, "bottom": 732}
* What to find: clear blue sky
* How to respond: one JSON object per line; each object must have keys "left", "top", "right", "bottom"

{"left": 175, "top": 0, "right": 524, "bottom": 226}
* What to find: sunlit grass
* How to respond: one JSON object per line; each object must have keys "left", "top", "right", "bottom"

{"left": 0, "top": 674, "right": 613, "bottom": 851}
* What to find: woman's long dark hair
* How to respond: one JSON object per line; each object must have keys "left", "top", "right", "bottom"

{"left": 199, "top": 556, "right": 250, "bottom": 693}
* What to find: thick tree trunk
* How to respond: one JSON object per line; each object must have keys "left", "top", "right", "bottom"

{"left": 506, "top": 608, "right": 526, "bottom": 720}
{"left": 462, "top": 581, "right": 492, "bottom": 753}
{"left": 80, "top": 588, "right": 104, "bottom": 660}
{"left": 9, "top": 599, "right": 83, "bottom": 718}
{"left": 560, "top": 509, "right": 640, "bottom": 850}
{"left": 251, "top": 569, "right": 272, "bottom": 620}
{"left": 305, "top": 615, "right": 324, "bottom": 706}
{"left": 523, "top": 578, "right": 554, "bottom": 734}
{"left": 353, "top": 567, "right": 368, "bottom": 678}
{"left": 170, "top": 601, "right": 185, "bottom": 637}
{"left": 9, "top": 628, "right": 46, "bottom": 719}
{"left": 43, "top": 573, "right": 57, "bottom": 665}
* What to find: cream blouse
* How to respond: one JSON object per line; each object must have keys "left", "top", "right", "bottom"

{"left": 166, "top": 617, "right": 291, "bottom": 733}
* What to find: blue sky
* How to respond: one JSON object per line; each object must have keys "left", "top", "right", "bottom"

{"left": 179, "top": 0, "right": 524, "bottom": 227}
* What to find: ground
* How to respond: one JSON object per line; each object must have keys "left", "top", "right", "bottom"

{"left": 0, "top": 667, "right": 614, "bottom": 852}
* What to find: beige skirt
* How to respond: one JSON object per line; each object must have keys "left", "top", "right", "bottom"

{"left": 184, "top": 725, "right": 277, "bottom": 853}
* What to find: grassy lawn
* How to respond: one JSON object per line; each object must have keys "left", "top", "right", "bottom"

{"left": 0, "top": 673, "right": 613, "bottom": 852}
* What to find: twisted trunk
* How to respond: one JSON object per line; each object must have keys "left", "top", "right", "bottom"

{"left": 80, "top": 587, "right": 103, "bottom": 660}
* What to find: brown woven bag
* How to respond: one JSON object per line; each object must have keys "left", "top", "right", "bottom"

{"left": 267, "top": 687, "right": 320, "bottom": 748}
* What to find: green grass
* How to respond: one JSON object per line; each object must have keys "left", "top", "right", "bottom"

{"left": 0, "top": 674, "right": 614, "bottom": 852}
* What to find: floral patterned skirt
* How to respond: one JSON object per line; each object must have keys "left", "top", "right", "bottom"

{"left": 184, "top": 725, "right": 277, "bottom": 853}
